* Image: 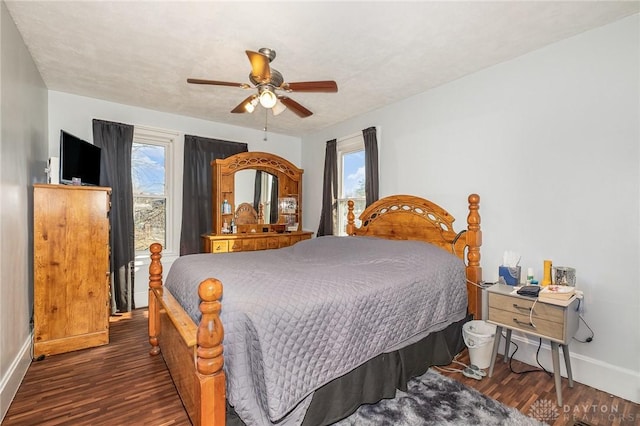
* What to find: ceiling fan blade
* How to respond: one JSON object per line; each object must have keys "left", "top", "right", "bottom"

{"left": 281, "top": 81, "right": 338, "bottom": 93}
{"left": 246, "top": 50, "right": 271, "bottom": 84}
{"left": 187, "top": 78, "right": 250, "bottom": 89}
{"left": 231, "top": 95, "right": 258, "bottom": 114}
{"left": 278, "top": 96, "right": 313, "bottom": 118}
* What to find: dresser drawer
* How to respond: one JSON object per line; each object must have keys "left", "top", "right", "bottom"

{"left": 211, "top": 240, "right": 229, "bottom": 253}
{"left": 277, "top": 235, "right": 291, "bottom": 248}
{"left": 289, "top": 235, "right": 301, "bottom": 245}
{"left": 488, "top": 306, "right": 565, "bottom": 341}
{"left": 241, "top": 238, "right": 256, "bottom": 251}
{"left": 227, "top": 239, "right": 242, "bottom": 252}
{"left": 255, "top": 238, "right": 267, "bottom": 250}
{"left": 266, "top": 237, "right": 279, "bottom": 249}
{"left": 201, "top": 231, "right": 313, "bottom": 254}
{"left": 489, "top": 293, "right": 564, "bottom": 323}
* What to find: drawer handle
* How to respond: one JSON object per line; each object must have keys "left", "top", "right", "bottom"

{"left": 513, "top": 318, "right": 536, "bottom": 328}
{"left": 513, "top": 303, "right": 532, "bottom": 312}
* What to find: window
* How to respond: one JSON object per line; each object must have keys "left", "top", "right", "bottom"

{"left": 336, "top": 134, "right": 366, "bottom": 235}
{"left": 131, "top": 127, "right": 177, "bottom": 252}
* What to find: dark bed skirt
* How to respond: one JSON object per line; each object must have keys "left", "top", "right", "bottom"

{"left": 227, "top": 314, "right": 470, "bottom": 426}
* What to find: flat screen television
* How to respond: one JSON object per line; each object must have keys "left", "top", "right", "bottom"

{"left": 59, "top": 130, "right": 102, "bottom": 186}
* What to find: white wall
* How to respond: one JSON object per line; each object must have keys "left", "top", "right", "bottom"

{"left": 302, "top": 14, "right": 639, "bottom": 403}
{"left": 47, "top": 91, "right": 302, "bottom": 308}
{"left": 0, "top": 1, "right": 48, "bottom": 420}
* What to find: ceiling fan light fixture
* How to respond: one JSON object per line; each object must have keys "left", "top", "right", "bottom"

{"left": 272, "top": 99, "right": 287, "bottom": 116}
{"left": 259, "top": 87, "right": 277, "bottom": 109}
{"left": 244, "top": 97, "right": 259, "bottom": 113}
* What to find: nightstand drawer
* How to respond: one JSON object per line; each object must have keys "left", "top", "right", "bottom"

{"left": 489, "top": 293, "right": 564, "bottom": 323}
{"left": 488, "top": 307, "right": 564, "bottom": 341}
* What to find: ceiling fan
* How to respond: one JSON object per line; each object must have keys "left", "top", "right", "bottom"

{"left": 187, "top": 48, "right": 338, "bottom": 118}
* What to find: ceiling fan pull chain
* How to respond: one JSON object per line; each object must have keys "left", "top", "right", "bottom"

{"left": 263, "top": 108, "right": 268, "bottom": 142}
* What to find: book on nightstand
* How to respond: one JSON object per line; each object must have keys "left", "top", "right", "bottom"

{"left": 539, "top": 285, "right": 576, "bottom": 301}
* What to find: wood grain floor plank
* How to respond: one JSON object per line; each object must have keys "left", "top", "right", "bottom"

{"left": 4, "top": 310, "right": 190, "bottom": 426}
{"left": 439, "top": 350, "right": 639, "bottom": 426}
{"left": 4, "top": 310, "right": 638, "bottom": 425}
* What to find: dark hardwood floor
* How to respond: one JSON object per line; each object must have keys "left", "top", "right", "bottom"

{"left": 4, "top": 310, "right": 638, "bottom": 425}
{"left": 4, "top": 310, "right": 190, "bottom": 426}
{"left": 438, "top": 349, "right": 639, "bottom": 426}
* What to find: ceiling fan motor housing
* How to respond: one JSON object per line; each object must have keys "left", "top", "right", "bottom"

{"left": 258, "top": 47, "right": 276, "bottom": 62}
{"left": 250, "top": 68, "right": 284, "bottom": 88}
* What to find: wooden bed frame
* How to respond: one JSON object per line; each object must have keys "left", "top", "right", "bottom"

{"left": 148, "top": 193, "right": 482, "bottom": 426}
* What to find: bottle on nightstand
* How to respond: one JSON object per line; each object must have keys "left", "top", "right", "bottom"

{"left": 526, "top": 267, "right": 534, "bottom": 284}
{"left": 542, "top": 260, "right": 553, "bottom": 286}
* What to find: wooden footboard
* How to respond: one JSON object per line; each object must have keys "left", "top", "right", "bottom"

{"left": 148, "top": 243, "right": 225, "bottom": 426}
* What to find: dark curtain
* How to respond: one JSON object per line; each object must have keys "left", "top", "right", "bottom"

{"left": 180, "top": 136, "right": 247, "bottom": 255}
{"left": 362, "top": 126, "right": 379, "bottom": 207}
{"left": 92, "top": 119, "right": 135, "bottom": 313}
{"left": 317, "top": 139, "right": 337, "bottom": 236}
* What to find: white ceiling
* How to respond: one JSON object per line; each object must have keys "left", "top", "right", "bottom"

{"left": 5, "top": 1, "right": 639, "bottom": 137}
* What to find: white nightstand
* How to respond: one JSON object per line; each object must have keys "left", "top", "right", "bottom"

{"left": 486, "top": 283, "right": 579, "bottom": 406}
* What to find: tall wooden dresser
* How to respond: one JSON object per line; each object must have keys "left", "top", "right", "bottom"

{"left": 33, "top": 184, "right": 111, "bottom": 357}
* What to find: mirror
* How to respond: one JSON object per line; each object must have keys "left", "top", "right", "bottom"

{"left": 235, "top": 170, "right": 278, "bottom": 224}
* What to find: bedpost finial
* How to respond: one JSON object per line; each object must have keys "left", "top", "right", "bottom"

{"left": 468, "top": 193, "right": 479, "bottom": 206}
{"left": 149, "top": 243, "right": 163, "bottom": 291}
{"left": 198, "top": 278, "right": 223, "bottom": 302}
{"left": 346, "top": 200, "right": 356, "bottom": 235}
{"left": 150, "top": 242, "right": 162, "bottom": 254}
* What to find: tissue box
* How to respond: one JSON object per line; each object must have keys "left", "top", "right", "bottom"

{"left": 499, "top": 266, "right": 521, "bottom": 286}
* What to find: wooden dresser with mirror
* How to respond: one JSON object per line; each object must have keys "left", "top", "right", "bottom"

{"left": 201, "top": 151, "right": 313, "bottom": 253}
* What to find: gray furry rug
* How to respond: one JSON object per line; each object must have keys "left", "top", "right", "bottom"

{"left": 333, "top": 369, "right": 547, "bottom": 426}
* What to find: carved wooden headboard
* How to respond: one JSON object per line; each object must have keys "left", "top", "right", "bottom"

{"left": 346, "top": 194, "right": 483, "bottom": 318}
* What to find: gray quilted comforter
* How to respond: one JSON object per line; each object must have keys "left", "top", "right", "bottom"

{"left": 165, "top": 236, "right": 468, "bottom": 426}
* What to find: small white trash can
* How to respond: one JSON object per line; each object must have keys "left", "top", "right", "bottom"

{"left": 462, "top": 320, "right": 496, "bottom": 369}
